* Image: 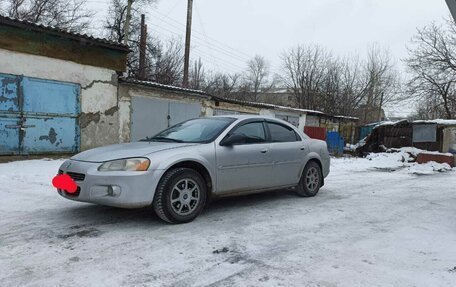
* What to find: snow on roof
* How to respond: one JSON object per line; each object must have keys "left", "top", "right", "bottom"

{"left": 373, "top": 119, "right": 456, "bottom": 129}
{"left": 332, "top": 115, "right": 360, "bottom": 121}
{"left": 413, "top": 119, "right": 456, "bottom": 126}
{"left": 0, "top": 15, "right": 129, "bottom": 52}
{"left": 374, "top": 120, "right": 405, "bottom": 128}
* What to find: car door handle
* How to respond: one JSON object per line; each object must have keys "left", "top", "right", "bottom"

{"left": 260, "top": 149, "right": 269, "bottom": 154}
{"left": 300, "top": 147, "right": 306, "bottom": 151}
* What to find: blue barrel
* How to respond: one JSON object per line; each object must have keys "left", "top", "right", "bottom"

{"left": 327, "top": 131, "right": 345, "bottom": 155}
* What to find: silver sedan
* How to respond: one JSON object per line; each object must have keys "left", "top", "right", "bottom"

{"left": 57, "top": 116, "right": 330, "bottom": 223}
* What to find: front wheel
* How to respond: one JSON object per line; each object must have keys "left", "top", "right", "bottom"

{"left": 296, "top": 161, "right": 322, "bottom": 197}
{"left": 153, "top": 168, "right": 207, "bottom": 224}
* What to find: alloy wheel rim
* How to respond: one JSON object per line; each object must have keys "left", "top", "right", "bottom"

{"left": 305, "top": 167, "right": 319, "bottom": 192}
{"left": 170, "top": 179, "right": 200, "bottom": 216}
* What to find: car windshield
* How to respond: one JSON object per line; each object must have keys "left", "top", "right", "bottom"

{"left": 142, "top": 117, "right": 235, "bottom": 143}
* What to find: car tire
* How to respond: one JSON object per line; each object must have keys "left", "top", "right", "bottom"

{"left": 295, "top": 161, "right": 322, "bottom": 197}
{"left": 153, "top": 168, "right": 207, "bottom": 224}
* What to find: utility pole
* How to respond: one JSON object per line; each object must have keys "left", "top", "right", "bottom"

{"left": 139, "top": 14, "right": 147, "bottom": 80}
{"left": 183, "top": 0, "right": 193, "bottom": 87}
{"left": 124, "top": 0, "right": 133, "bottom": 45}
{"left": 446, "top": 0, "right": 456, "bottom": 22}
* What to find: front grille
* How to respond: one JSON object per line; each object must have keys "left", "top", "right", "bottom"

{"left": 66, "top": 172, "right": 86, "bottom": 182}
{"left": 58, "top": 170, "right": 85, "bottom": 182}
{"left": 57, "top": 170, "right": 83, "bottom": 197}
{"left": 64, "top": 187, "right": 81, "bottom": 197}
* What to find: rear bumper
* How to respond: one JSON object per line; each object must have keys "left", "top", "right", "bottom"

{"left": 57, "top": 159, "right": 165, "bottom": 208}
{"left": 322, "top": 157, "right": 330, "bottom": 178}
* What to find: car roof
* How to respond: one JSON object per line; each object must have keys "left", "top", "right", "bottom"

{"left": 210, "top": 115, "right": 300, "bottom": 129}
{"left": 211, "top": 115, "right": 275, "bottom": 120}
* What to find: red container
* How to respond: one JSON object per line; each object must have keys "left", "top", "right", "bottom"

{"left": 416, "top": 153, "right": 455, "bottom": 167}
{"left": 304, "top": 126, "right": 327, "bottom": 141}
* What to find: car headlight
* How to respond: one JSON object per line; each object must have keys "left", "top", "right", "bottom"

{"left": 98, "top": 158, "right": 150, "bottom": 171}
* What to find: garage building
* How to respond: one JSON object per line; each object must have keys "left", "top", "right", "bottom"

{"left": 0, "top": 16, "right": 129, "bottom": 155}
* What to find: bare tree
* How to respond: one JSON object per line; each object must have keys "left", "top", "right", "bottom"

{"left": 406, "top": 21, "right": 456, "bottom": 119}
{"left": 189, "top": 57, "right": 206, "bottom": 90}
{"left": 104, "top": 0, "right": 143, "bottom": 78}
{"left": 204, "top": 72, "right": 242, "bottom": 98}
{"left": 360, "top": 45, "right": 400, "bottom": 122}
{"left": 281, "top": 45, "right": 330, "bottom": 110}
{"left": 243, "top": 55, "right": 272, "bottom": 101}
{"left": 338, "top": 56, "right": 365, "bottom": 116}
{"left": 1, "top": 0, "right": 94, "bottom": 32}
{"left": 152, "top": 37, "right": 184, "bottom": 85}
{"left": 320, "top": 54, "right": 342, "bottom": 115}
{"left": 280, "top": 44, "right": 399, "bottom": 120}
{"left": 104, "top": 0, "right": 187, "bottom": 86}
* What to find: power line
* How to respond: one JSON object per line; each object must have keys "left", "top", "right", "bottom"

{"left": 164, "top": 0, "right": 181, "bottom": 16}
{"left": 147, "top": 24, "right": 242, "bottom": 73}
{"left": 145, "top": 20, "right": 247, "bottom": 71}
{"left": 147, "top": 10, "right": 250, "bottom": 64}
{"left": 148, "top": 9, "right": 252, "bottom": 61}
{"left": 147, "top": 21, "right": 248, "bottom": 69}
{"left": 193, "top": 1, "right": 221, "bottom": 72}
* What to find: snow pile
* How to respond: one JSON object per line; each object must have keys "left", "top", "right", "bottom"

{"left": 408, "top": 161, "right": 452, "bottom": 175}
{"left": 364, "top": 149, "right": 454, "bottom": 175}
{"left": 366, "top": 151, "right": 411, "bottom": 171}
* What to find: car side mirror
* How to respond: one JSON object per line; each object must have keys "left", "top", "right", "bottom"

{"left": 220, "top": 134, "right": 246, "bottom": 146}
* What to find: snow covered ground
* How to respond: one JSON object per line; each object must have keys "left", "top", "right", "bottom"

{"left": 0, "top": 155, "right": 455, "bottom": 287}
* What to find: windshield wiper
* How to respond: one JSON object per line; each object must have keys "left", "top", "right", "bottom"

{"left": 147, "top": 137, "right": 184, "bottom": 143}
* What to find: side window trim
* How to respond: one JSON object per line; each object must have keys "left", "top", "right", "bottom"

{"left": 263, "top": 121, "right": 272, "bottom": 143}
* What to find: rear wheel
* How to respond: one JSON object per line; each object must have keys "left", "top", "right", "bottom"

{"left": 153, "top": 168, "right": 207, "bottom": 224}
{"left": 296, "top": 161, "right": 322, "bottom": 197}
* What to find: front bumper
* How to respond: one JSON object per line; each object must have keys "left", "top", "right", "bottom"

{"left": 57, "top": 159, "right": 165, "bottom": 208}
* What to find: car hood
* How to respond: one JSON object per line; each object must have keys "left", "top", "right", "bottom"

{"left": 71, "top": 142, "right": 197, "bottom": 162}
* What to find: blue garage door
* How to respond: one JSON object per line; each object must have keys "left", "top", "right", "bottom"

{"left": 0, "top": 73, "right": 80, "bottom": 155}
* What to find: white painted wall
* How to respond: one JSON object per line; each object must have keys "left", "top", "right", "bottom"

{"left": 259, "top": 109, "right": 275, "bottom": 117}
{"left": 306, "top": 115, "right": 321, "bottom": 127}
{"left": 0, "top": 48, "right": 120, "bottom": 151}
{"left": 298, "top": 114, "right": 307, "bottom": 131}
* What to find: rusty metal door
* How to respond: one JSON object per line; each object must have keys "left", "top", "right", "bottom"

{"left": 0, "top": 73, "right": 80, "bottom": 155}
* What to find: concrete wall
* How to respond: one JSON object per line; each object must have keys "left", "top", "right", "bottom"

{"left": 0, "top": 48, "right": 120, "bottom": 151}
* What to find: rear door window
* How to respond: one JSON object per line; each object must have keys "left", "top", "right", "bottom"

{"left": 267, "top": 122, "right": 300, "bottom": 143}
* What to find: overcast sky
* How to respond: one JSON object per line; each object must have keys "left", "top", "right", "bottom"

{"left": 89, "top": 0, "right": 450, "bottom": 116}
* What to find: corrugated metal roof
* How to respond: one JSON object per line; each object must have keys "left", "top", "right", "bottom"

{"left": 0, "top": 15, "right": 129, "bottom": 52}
{"left": 120, "top": 78, "right": 210, "bottom": 97}
{"left": 119, "top": 78, "right": 359, "bottom": 120}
